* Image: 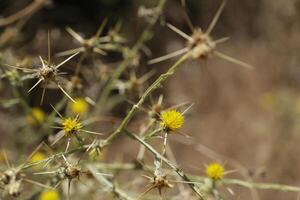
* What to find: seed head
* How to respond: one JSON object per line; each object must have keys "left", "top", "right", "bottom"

{"left": 38, "top": 65, "right": 57, "bottom": 83}
{"left": 187, "top": 28, "right": 216, "bottom": 59}
{"left": 160, "top": 110, "right": 184, "bottom": 132}
{"left": 0, "top": 168, "right": 22, "bottom": 197}
{"left": 62, "top": 117, "right": 83, "bottom": 136}
{"left": 64, "top": 164, "right": 81, "bottom": 179}
{"left": 206, "top": 162, "right": 224, "bottom": 181}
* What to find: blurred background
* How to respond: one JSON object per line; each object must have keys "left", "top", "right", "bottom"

{"left": 1, "top": 0, "right": 300, "bottom": 199}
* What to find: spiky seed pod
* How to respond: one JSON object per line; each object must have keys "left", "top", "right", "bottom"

{"left": 64, "top": 164, "right": 81, "bottom": 180}
{"left": 187, "top": 28, "right": 216, "bottom": 59}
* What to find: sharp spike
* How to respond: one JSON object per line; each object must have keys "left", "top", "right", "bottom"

{"left": 33, "top": 171, "right": 57, "bottom": 175}
{"left": 214, "top": 50, "right": 254, "bottom": 69}
{"left": 48, "top": 29, "right": 51, "bottom": 64}
{"left": 66, "top": 27, "right": 84, "bottom": 43}
{"left": 39, "top": 56, "right": 46, "bottom": 68}
{"left": 214, "top": 36, "right": 230, "bottom": 44}
{"left": 137, "top": 185, "right": 155, "bottom": 200}
{"left": 95, "top": 18, "right": 108, "bottom": 37}
{"left": 50, "top": 104, "right": 63, "bottom": 119}
{"left": 167, "top": 23, "right": 192, "bottom": 41}
{"left": 206, "top": 0, "right": 226, "bottom": 35}
{"left": 57, "top": 84, "right": 76, "bottom": 103}
{"left": 56, "top": 52, "right": 79, "bottom": 69}
{"left": 65, "top": 138, "right": 71, "bottom": 153}
{"left": 56, "top": 47, "right": 84, "bottom": 57}
{"left": 23, "top": 178, "right": 53, "bottom": 189}
{"left": 40, "top": 87, "right": 46, "bottom": 105}
{"left": 4, "top": 64, "right": 37, "bottom": 72}
{"left": 67, "top": 179, "right": 72, "bottom": 200}
{"left": 139, "top": 70, "right": 156, "bottom": 84}
{"left": 148, "top": 47, "right": 189, "bottom": 65}
{"left": 2, "top": 149, "right": 11, "bottom": 168}
{"left": 51, "top": 130, "right": 65, "bottom": 146}
{"left": 80, "top": 129, "right": 104, "bottom": 136}
{"left": 93, "top": 47, "right": 107, "bottom": 56}
{"left": 181, "top": 103, "right": 194, "bottom": 115}
{"left": 28, "top": 79, "right": 42, "bottom": 93}
{"left": 182, "top": 11, "right": 194, "bottom": 32}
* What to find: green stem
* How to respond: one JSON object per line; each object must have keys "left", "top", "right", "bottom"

{"left": 94, "top": 0, "right": 166, "bottom": 115}
{"left": 88, "top": 165, "right": 134, "bottom": 200}
{"left": 103, "top": 52, "right": 190, "bottom": 147}
{"left": 93, "top": 162, "right": 300, "bottom": 193}
{"left": 125, "top": 130, "right": 206, "bottom": 200}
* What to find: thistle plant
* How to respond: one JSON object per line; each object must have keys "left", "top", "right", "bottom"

{"left": 4, "top": 32, "right": 79, "bottom": 104}
{"left": 0, "top": 1, "right": 299, "bottom": 200}
{"left": 51, "top": 106, "right": 104, "bottom": 152}
{"left": 148, "top": 1, "right": 253, "bottom": 69}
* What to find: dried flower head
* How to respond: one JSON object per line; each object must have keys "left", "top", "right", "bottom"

{"left": 0, "top": 168, "right": 22, "bottom": 197}
{"left": 187, "top": 27, "right": 216, "bottom": 59}
{"left": 36, "top": 155, "right": 83, "bottom": 200}
{"left": 5, "top": 32, "right": 79, "bottom": 104}
{"left": 0, "top": 149, "right": 52, "bottom": 198}
{"left": 39, "top": 190, "right": 60, "bottom": 200}
{"left": 57, "top": 19, "right": 125, "bottom": 58}
{"left": 139, "top": 168, "right": 173, "bottom": 199}
{"left": 160, "top": 109, "right": 184, "bottom": 132}
{"left": 206, "top": 162, "right": 225, "bottom": 181}
{"left": 148, "top": 1, "right": 253, "bottom": 69}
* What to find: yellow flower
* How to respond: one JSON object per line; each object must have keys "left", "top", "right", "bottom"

{"left": 160, "top": 109, "right": 184, "bottom": 132}
{"left": 206, "top": 162, "right": 224, "bottom": 180}
{"left": 26, "top": 108, "right": 46, "bottom": 126}
{"left": 31, "top": 152, "right": 46, "bottom": 162}
{"left": 39, "top": 190, "right": 60, "bottom": 200}
{"left": 69, "top": 98, "right": 89, "bottom": 115}
{"left": 62, "top": 117, "right": 83, "bottom": 136}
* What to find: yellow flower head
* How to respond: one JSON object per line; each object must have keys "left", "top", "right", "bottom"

{"left": 70, "top": 98, "right": 89, "bottom": 115}
{"left": 31, "top": 152, "right": 46, "bottom": 163}
{"left": 206, "top": 162, "right": 225, "bottom": 180}
{"left": 39, "top": 190, "right": 60, "bottom": 200}
{"left": 62, "top": 117, "right": 83, "bottom": 136}
{"left": 26, "top": 108, "right": 46, "bottom": 126}
{"left": 160, "top": 109, "right": 184, "bottom": 132}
